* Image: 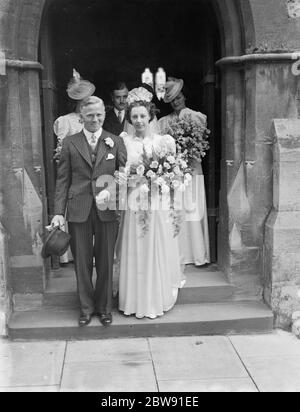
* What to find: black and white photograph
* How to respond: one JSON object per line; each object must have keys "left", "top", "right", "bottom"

{"left": 0, "top": 0, "right": 300, "bottom": 394}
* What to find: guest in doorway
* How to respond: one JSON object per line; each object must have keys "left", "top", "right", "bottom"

{"left": 103, "top": 81, "right": 129, "bottom": 136}
{"left": 159, "top": 77, "right": 210, "bottom": 268}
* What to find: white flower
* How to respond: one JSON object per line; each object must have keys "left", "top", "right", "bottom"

{"left": 167, "top": 155, "right": 176, "bottom": 165}
{"left": 185, "top": 173, "right": 192, "bottom": 182}
{"left": 150, "top": 161, "right": 159, "bottom": 169}
{"left": 164, "top": 162, "right": 171, "bottom": 170}
{"left": 158, "top": 165, "right": 163, "bottom": 174}
{"left": 105, "top": 137, "right": 115, "bottom": 148}
{"left": 179, "top": 159, "right": 188, "bottom": 169}
{"left": 140, "top": 184, "right": 150, "bottom": 194}
{"left": 146, "top": 170, "right": 156, "bottom": 179}
{"left": 161, "top": 185, "right": 170, "bottom": 194}
{"left": 136, "top": 165, "right": 145, "bottom": 176}
{"left": 166, "top": 172, "right": 175, "bottom": 179}
{"left": 174, "top": 166, "right": 183, "bottom": 176}
{"left": 155, "top": 177, "right": 165, "bottom": 187}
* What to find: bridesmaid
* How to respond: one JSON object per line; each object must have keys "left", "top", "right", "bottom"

{"left": 53, "top": 69, "right": 96, "bottom": 264}
{"left": 159, "top": 78, "right": 210, "bottom": 267}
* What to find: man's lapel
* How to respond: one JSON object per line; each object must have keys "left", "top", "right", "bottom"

{"left": 94, "top": 130, "right": 109, "bottom": 169}
{"left": 71, "top": 132, "right": 92, "bottom": 168}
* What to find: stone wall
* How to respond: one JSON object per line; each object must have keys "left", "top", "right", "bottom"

{"left": 248, "top": 0, "right": 300, "bottom": 52}
{"left": 0, "top": 222, "right": 11, "bottom": 336}
{"left": 264, "top": 119, "right": 300, "bottom": 328}
{"left": 0, "top": 0, "right": 299, "bottom": 328}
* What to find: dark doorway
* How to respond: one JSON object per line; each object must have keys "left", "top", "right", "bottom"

{"left": 40, "top": 0, "right": 221, "bottom": 262}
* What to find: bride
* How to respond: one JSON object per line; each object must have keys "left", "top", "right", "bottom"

{"left": 116, "top": 89, "right": 184, "bottom": 319}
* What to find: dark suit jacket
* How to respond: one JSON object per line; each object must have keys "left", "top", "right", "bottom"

{"left": 54, "top": 130, "right": 127, "bottom": 223}
{"left": 103, "top": 109, "right": 126, "bottom": 136}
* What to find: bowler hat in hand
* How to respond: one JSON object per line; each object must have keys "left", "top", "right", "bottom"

{"left": 41, "top": 227, "right": 71, "bottom": 259}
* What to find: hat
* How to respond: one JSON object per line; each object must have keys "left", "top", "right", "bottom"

{"left": 67, "top": 69, "right": 96, "bottom": 100}
{"left": 163, "top": 77, "right": 184, "bottom": 103}
{"left": 41, "top": 227, "right": 71, "bottom": 259}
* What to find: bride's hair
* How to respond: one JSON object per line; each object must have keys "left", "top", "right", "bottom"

{"left": 126, "top": 101, "right": 158, "bottom": 124}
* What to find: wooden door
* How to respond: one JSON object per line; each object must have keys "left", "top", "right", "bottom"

{"left": 201, "top": 21, "right": 221, "bottom": 263}
{"left": 39, "top": 9, "right": 58, "bottom": 219}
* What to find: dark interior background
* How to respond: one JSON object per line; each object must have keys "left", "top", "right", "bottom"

{"left": 40, "top": 0, "right": 221, "bottom": 261}
{"left": 46, "top": 0, "right": 219, "bottom": 114}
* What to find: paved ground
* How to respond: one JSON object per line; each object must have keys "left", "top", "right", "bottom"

{"left": 1, "top": 330, "right": 300, "bottom": 392}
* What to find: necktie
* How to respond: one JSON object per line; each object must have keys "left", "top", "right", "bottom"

{"left": 90, "top": 134, "right": 97, "bottom": 164}
{"left": 118, "top": 111, "right": 123, "bottom": 124}
{"left": 90, "top": 134, "right": 97, "bottom": 147}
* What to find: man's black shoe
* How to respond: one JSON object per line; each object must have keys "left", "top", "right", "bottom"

{"left": 79, "top": 314, "right": 92, "bottom": 327}
{"left": 99, "top": 313, "right": 113, "bottom": 327}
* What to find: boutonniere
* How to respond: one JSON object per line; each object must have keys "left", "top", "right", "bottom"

{"left": 105, "top": 137, "right": 115, "bottom": 148}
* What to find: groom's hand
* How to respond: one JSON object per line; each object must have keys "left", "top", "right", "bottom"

{"left": 51, "top": 215, "right": 65, "bottom": 229}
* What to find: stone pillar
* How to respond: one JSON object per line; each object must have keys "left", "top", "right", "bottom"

{"left": 218, "top": 55, "right": 299, "bottom": 300}
{"left": 0, "top": 66, "right": 47, "bottom": 300}
{"left": 0, "top": 222, "right": 11, "bottom": 336}
{"left": 264, "top": 119, "right": 300, "bottom": 328}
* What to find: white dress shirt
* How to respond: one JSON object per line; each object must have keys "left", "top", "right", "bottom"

{"left": 83, "top": 128, "right": 103, "bottom": 149}
{"left": 114, "top": 108, "right": 125, "bottom": 124}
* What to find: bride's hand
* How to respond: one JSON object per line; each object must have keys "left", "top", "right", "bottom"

{"left": 114, "top": 171, "right": 128, "bottom": 185}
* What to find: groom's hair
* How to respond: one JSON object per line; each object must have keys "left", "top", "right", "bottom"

{"left": 80, "top": 96, "right": 105, "bottom": 112}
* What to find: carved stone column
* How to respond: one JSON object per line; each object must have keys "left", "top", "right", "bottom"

{"left": 264, "top": 119, "right": 300, "bottom": 328}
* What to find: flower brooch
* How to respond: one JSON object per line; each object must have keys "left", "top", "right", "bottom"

{"left": 105, "top": 137, "right": 115, "bottom": 161}
{"left": 105, "top": 137, "right": 115, "bottom": 148}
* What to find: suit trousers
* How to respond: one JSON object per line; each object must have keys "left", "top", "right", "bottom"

{"left": 69, "top": 204, "right": 119, "bottom": 316}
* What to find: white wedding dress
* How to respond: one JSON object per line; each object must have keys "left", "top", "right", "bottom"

{"left": 159, "top": 108, "right": 210, "bottom": 266}
{"left": 117, "top": 132, "right": 184, "bottom": 319}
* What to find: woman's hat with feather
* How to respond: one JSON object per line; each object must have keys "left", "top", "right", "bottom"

{"left": 163, "top": 77, "right": 184, "bottom": 104}
{"left": 67, "top": 69, "right": 96, "bottom": 100}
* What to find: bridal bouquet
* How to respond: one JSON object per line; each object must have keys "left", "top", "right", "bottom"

{"left": 164, "top": 112, "right": 210, "bottom": 165}
{"left": 124, "top": 145, "right": 192, "bottom": 237}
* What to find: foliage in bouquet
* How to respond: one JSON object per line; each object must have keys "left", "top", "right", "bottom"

{"left": 53, "top": 138, "right": 63, "bottom": 164}
{"left": 126, "top": 147, "right": 193, "bottom": 238}
{"left": 164, "top": 113, "right": 210, "bottom": 164}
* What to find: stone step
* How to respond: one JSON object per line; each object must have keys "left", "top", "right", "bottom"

{"left": 8, "top": 301, "right": 274, "bottom": 341}
{"left": 43, "top": 265, "right": 236, "bottom": 309}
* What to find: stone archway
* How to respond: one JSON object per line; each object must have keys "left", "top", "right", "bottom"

{"left": 4, "top": 0, "right": 300, "bottom": 332}
{"left": 0, "top": 0, "right": 255, "bottom": 302}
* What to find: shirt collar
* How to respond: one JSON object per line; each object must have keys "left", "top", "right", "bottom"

{"left": 114, "top": 108, "right": 125, "bottom": 117}
{"left": 83, "top": 128, "right": 103, "bottom": 140}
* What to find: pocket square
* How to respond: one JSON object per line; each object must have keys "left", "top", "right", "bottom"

{"left": 106, "top": 154, "right": 115, "bottom": 160}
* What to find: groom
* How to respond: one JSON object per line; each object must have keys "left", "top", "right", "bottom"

{"left": 51, "top": 96, "right": 127, "bottom": 327}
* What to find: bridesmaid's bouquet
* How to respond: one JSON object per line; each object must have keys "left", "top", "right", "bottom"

{"left": 164, "top": 113, "right": 210, "bottom": 165}
{"left": 125, "top": 146, "right": 192, "bottom": 237}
